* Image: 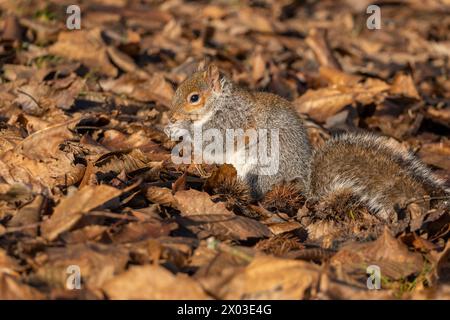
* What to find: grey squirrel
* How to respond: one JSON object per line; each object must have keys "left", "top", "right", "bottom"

{"left": 164, "top": 63, "right": 448, "bottom": 221}
{"left": 165, "top": 63, "right": 312, "bottom": 200}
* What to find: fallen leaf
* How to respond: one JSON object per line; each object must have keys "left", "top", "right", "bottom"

{"left": 294, "top": 79, "right": 390, "bottom": 122}
{"left": 203, "top": 255, "right": 321, "bottom": 299}
{"left": 99, "top": 73, "right": 174, "bottom": 107}
{"left": 418, "top": 141, "right": 450, "bottom": 171}
{"left": 0, "top": 249, "right": 21, "bottom": 275}
{"left": 8, "top": 195, "right": 45, "bottom": 236}
{"left": 94, "top": 149, "right": 155, "bottom": 175}
{"left": 238, "top": 7, "right": 273, "bottom": 33}
{"left": 390, "top": 73, "right": 420, "bottom": 99}
{"left": 111, "top": 221, "right": 177, "bottom": 243}
{"left": 33, "top": 243, "right": 129, "bottom": 289}
{"left": 319, "top": 66, "right": 361, "bottom": 87}
{"left": 102, "top": 265, "right": 209, "bottom": 299}
{"left": 61, "top": 225, "right": 109, "bottom": 244}
{"left": 331, "top": 228, "right": 424, "bottom": 281}
{"left": 0, "top": 273, "right": 45, "bottom": 300}
{"left": 49, "top": 28, "right": 118, "bottom": 77}
{"left": 145, "top": 186, "right": 176, "bottom": 207}
{"left": 41, "top": 185, "right": 123, "bottom": 241}
{"left": 174, "top": 189, "right": 270, "bottom": 241}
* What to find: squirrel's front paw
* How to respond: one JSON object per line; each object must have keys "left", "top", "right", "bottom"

{"left": 164, "top": 121, "right": 192, "bottom": 142}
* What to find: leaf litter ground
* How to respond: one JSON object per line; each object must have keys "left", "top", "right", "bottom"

{"left": 0, "top": 0, "right": 449, "bottom": 299}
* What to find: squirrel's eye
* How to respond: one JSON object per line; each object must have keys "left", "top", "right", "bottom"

{"left": 188, "top": 93, "right": 200, "bottom": 104}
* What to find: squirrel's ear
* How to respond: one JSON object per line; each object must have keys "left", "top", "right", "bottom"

{"left": 205, "top": 64, "right": 221, "bottom": 93}
{"left": 197, "top": 60, "right": 207, "bottom": 72}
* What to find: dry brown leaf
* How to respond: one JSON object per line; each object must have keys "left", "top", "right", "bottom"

{"left": 251, "top": 49, "right": 266, "bottom": 82}
{"left": 94, "top": 149, "right": 151, "bottom": 174}
{"left": 331, "top": 228, "right": 424, "bottom": 281}
{"left": 102, "top": 265, "right": 209, "bottom": 299}
{"left": 100, "top": 129, "right": 168, "bottom": 156}
{"left": 426, "top": 107, "right": 450, "bottom": 127}
{"left": 203, "top": 255, "right": 321, "bottom": 299}
{"left": 306, "top": 29, "right": 341, "bottom": 70}
{"left": 0, "top": 273, "right": 45, "bottom": 300}
{"left": 418, "top": 141, "right": 450, "bottom": 171}
{"left": 428, "top": 241, "right": 450, "bottom": 285}
{"left": 267, "top": 221, "right": 302, "bottom": 235}
{"left": 202, "top": 5, "right": 227, "bottom": 19}
{"left": 174, "top": 189, "right": 270, "bottom": 240}
{"left": 390, "top": 73, "right": 420, "bottom": 99}
{"left": 14, "top": 117, "right": 79, "bottom": 161}
{"left": 111, "top": 221, "right": 177, "bottom": 243}
{"left": 14, "top": 77, "right": 85, "bottom": 112}
{"left": 145, "top": 186, "right": 176, "bottom": 207}
{"left": 61, "top": 225, "right": 109, "bottom": 244}
{"left": 294, "top": 79, "right": 390, "bottom": 122}
{"left": 0, "top": 118, "right": 84, "bottom": 191}
{"left": 33, "top": 243, "right": 129, "bottom": 289}
{"left": 0, "top": 249, "right": 21, "bottom": 276}
{"left": 41, "top": 185, "right": 123, "bottom": 241}
{"left": 7, "top": 195, "right": 45, "bottom": 236}
{"left": 2, "top": 15, "right": 22, "bottom": 42}
{"left": 0, "top": 123, "right": 22, "bottom": 152}
{"left": 320, "top": 274, "right": 395, "bottom": 299}
{"left": 99, "top": 73, "right": 174, "bottom": 107}
{"left": 106, "top": 46, "right": 148, "bottom": 78}
{"left": 294, "top": 88, "right": 354, "bottom": 123}
{"left": 172, "top": 171, "right": 187, "bottom": 193}
{"left": 49, "top": 29, "right": 117, "bottom": 77}
{"left": 238, "top": 7, "right": 274, "bottom": 33}
{"left": 204, "top": 164, "right": 237, "bottom": 191}
{"left": 407, "top": 285, "right": 450, "bottom": 300}
{"left": 319, "top": 66, "right": 361, "bottom": 87}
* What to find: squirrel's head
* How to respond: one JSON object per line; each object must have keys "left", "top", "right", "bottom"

{"left": 168, "top": 63, "right": 227, "bottom": 123}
